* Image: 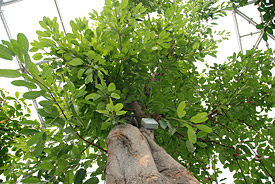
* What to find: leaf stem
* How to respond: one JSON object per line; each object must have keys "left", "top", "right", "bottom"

{"left": 234, "top": 157, "right": 248, "bottom": 184}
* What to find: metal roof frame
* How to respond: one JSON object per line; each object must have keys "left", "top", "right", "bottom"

{"left": 0, "top": 0, "right": 67, "bottom": 126}
{"left": 232, "top": 0, "right": 274, "bottom": 53}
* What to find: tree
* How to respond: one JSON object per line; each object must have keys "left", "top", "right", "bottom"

{"left": 0, "top": 0, "right": 274, "bottom": 183}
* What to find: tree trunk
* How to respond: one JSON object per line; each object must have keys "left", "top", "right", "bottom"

{"left": 105, "top": 124, "right": 199, "bottom": 184}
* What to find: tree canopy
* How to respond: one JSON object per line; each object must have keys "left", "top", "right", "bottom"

{"left": 0, "top": 0, "right": 274, "bottom": 183}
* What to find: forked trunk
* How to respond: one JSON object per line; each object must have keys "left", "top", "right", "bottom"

{"left": 105, "top": 124, "right": 199, "bottom": 184}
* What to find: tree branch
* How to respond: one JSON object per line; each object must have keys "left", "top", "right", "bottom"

{"left": 22, "top": 65, "right": 107, "bottom": 153}
{"left": 130, "top": 101, "right": 146, "bottom": 127}
{"left": 246, "top": 144, "right": 275, "bottom": 182}
{"left": 191, "top": 155, "right": 213, "bottom": 183}
{"left": 198, "top": 137, "right": 234, "bottom": 150}
{"left": 175, "top": 131, "right": 234, "bottom": 150}
{"left": 237, "top": 119, "right": 255, "bottom": 130}
{"left": 209, "top": 118, "right": 234, "bottom": 133}
{"left": 81, "top": 137, "right": 98, "bottom": 154}
{"left": 234, "top": 157, "right": 248, "bottom": 184}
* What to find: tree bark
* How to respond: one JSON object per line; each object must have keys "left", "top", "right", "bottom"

{"left": 105, "top": 124, "right": 199, "bottom": 184}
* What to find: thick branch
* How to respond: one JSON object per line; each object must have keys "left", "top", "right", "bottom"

{"left": 130, "top": 101, "right": 146, "bottom": 127}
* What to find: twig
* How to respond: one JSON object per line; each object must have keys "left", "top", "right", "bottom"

{"left": 237, "top": 119, "right": 255, "bottom": 130}
{"left": 81, "top": 137, "right": 98, "bottom": 154}
{"left": 246, "top": 144, "right": 275, "bottom": 182}
{"left": 198, "top": 138, "right": 234, "bottom": 150}
{"left": 209, "top": 118, "right": 234, "bottom": 133}
{"left": 234, "top": 157, "right": 248, "bottom": 184}
{"left": 71, "top": 125, "right": 107, "bottom": 153}
{"left": 175, "top": 131, "right": 234, "bottom": 150}
{"left": 21, "top": 65, "right": 107, "bottom": 153}
{"left": 172, "top": 136, "right": 180, "bottom": 156}
{"left": 207, "top": 108, "right": 218, "bottom": 118}
{"left": 191, "top": 155, "right": 213, "bottom": 183}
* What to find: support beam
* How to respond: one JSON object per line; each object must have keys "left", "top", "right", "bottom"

{"left": 253, "top": 30, "right": 264, "bottom": 49}
{"left": 0, "top": 0, "right": 22, "bottom": 7}
{"left": 240, "top": 31, "right": 261, "bottom": 38}
{"left": 0, "top": 8, "right": 12, "bottom": 39}
{"left": 53, "top": 0, "right": 67, "bottom": 35}
{"left": 232, "top": 9, "right": 243, "bottom": 53}
{"left": 235, "top": 8, "right": 275, "bottom": 41}
{"left": 0, "top": 0, "right": 45, "bottom": 126}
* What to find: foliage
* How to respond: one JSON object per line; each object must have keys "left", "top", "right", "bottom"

{"left": 0, "top": 89, "right": 33, "bottom": 182}
{"left": 231, "top": 0, "right": 275, "bottom": 41}
{"left": 0, "top": 0, "right": 274, "bottom": 183}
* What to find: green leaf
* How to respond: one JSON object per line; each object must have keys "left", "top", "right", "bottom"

{"left": 101, "top": 121, "right": 112, "bottom": 130}
{"left": 167, "top": 121, "right": 176, "bottom": 135}
{"left": 27, "top": 132, "right": 44, "bottom": 146}
{"left": 19, "top": 120, "right": 40, "bottom": 126}
{"left": 11, "top": 80, "right": 37, "bottom": 89}
{"left": 108, "top": 83, "right": 116, "bottom": 92}
{"left": 96, "top": 110, "right": 109, "bottom": 115}
{"left": 106, "top": 103, "right": 114, "bottom": 112}
{"left": 42, "top": 66, "right": 53, "bottom": 79}
{"left": 0, "top": 69, "right": 21, "bottom": 78}
{"left": 197, "top": 142, "right": 207, "bottom": 148}
{"left": 121, "top": 0, "right": 128, "bottom": 8}
{"left": 114, "top": 103, "right": 123, "bottom": 112}
{"left": 21, "top": 177, "right": 40, "bottom": 183}
{"left": 188, "top": 128, "right": 197, "bottom": 144}
{"left": 20, "top": 129, "right": 39, "bottom": 135}
{"left": 196, "top": 124, "right": 212, "bottom": 133}
{"left": 190, "top": 112, "right": 208, "bottom": 123}
{"left": 256, "top": 23, "right": 264, "bottom": 29}
{"left": 17, "top": 33, "right": 29, "bottom": 51}
{"left": 34, "top": 136, "right": 45, "bottom": 156}
{"left": 41, "top": 161, "right": 54, "bottom": 170}
{"left": 237, "top": 145, "right": 252, "bottom": 156}
{"left": 75, "top": 87, "right": 87, "bottom": 98}
{"left": 160, "top": 42, "right": 170, "bottom": 48}
{"left": 23, "top": 91, "right": 45, "bottom": 99}
{"left": 36, "top": 30, "right": 50, "bottom": 37}
{"left": 192, "top": 42, "right": 199, "bottom": 49}
{"left": 66, "top": 81, "right": 75, "bottom": 93}
{"left": 23, "top": 50, "right": 32, "bottom": 68}
{"left": 33, "top": 53, "right": 43, "bottom": 60}
{"left": 186, "top": 140, "right": 195, "bottom": 152}
{"left": 111, "top": 93, "right": 120, "bottom": 99}
{"left": 0, "top": 44, "right": 14, "bottom": 60}
{"left": 197, "top": 131, "right": 207, "bottom": 138}
{"left": 116, "top": 110, "right": 127, "bottom": 116}
{"left": 84, "top": 177, "right": 99, "bottom": 184}
{"left": 78, "top": 68, "right": 86, "bottom": 79}
{"left": 29, "top": 62, "right": 39, "bottom": 76}
{"left": 74, "top": 168, "right": 86, "bottom": 184}
{"left": 69, "top": 58, "right": 84, "bottom": 66}
{"left": 85, "top": 73, "right": 93, "bottom": 84}
{"left": 159, "top": 120, "right": 167, "bottom": 129}
{"left": 177, "top": 101, "right": 186, "bottom": 118}
{"left": 85, "top": 93, "right": 101, "bottom": 101}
